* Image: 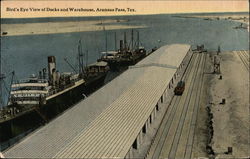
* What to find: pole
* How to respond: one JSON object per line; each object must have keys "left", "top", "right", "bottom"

{"left": 104, "top": 26, "right": 107, "bottom": 54}
{"left": 137, "top": 31, "right": 140, "bottom": 49}
{"left": 78, "top": 40, "right": 82, "bottom": 74}
{"left": 0, "top": 47, "right": 4, "bottom": 107}
{"left": 124, "top": 32, "right": 127, "bottom": 51}
{"left": 86, "top": 50, "right": 88, "bottom": 68}
{"left": 78, "top": 40, "right": 84, "bottom": 75}
{"left": 217, "top": 45, "right": 221, "bottom": 55}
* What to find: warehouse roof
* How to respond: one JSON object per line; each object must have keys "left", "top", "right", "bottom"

{"left": 3, "top": 44, "right": 191, "bottom": 158}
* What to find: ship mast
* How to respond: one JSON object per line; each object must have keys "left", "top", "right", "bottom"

{"left": 85, "top": 50, "right": 88, "bottom": 68}
{"left": 131, "top": 29, "right": 134, "bottom": 50}
{"left": 0, "top": 47, "right": 5, "bottom": 107}
{"left": 103, "top": 26, "right": 108, "bottom": 54}
{"left": 136, "top": 31, "right": 140, "bottom": 49}
{"left": 124, "top": 32, "right": 127, "bottom": 51}
{"left": 78, "top": 40, "right": 84, "bottom": 75}
{"left": 114, "top": 32, "right": 117, "bottom": 51}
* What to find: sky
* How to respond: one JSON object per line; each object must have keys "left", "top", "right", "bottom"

{"left": 1, "top": 1, "right": 249, "bottom": 18}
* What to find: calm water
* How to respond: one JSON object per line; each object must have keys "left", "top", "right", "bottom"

{"left": 1, "top": 14, "right": 249, "bottom": 105}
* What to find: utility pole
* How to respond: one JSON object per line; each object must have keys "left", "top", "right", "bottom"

{"left": 217, "top": 45, "right": 221, "bottom": 55}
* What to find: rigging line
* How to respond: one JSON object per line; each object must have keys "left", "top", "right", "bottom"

{"left": 2, "top": 71, "right": 15, "bottom": 78}
{"left": 1, "top": 79, "right": 9, "bottom": 107}
{"left": 0, "top": 58, "right": 13, "bottom": 75}
{"left": 13, "top": 73, "right": 19, "bottom": 85}
{"left": 128, "top": 41, "right": 132, "bottom": 50}
{"left": 3, "top": 79, "right": 10, "bottom": 93}
{"left": 64, "top": 58, "right": 77, "bottom": 74}
{"left": 75, "top": 43, "right": 79, "bottom": 73}
{"left": 6, "top": 72, "right": 14, "bottom": 105}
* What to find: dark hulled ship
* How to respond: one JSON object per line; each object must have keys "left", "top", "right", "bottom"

{"left": 0, "top": 43, "right": 109, "bottom": 146}
{"left": 98, "top": 30, "right": 147, "bottom": 71}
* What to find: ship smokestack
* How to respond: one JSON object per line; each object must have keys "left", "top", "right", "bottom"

{"left": 120, "top": 40, "right": 123, "bottom": 51}
{"left": 48, "top": 56, "right": 56, "bottom": 85}
{"left": 39, "top": 71, "right": 42, "bottom": 79}
{"left": 42, "top": 68, "right": 46, "bottom": 79}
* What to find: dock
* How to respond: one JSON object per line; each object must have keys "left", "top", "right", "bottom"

{"left": 3, "top": 44, "right": 193, "bottom": 158}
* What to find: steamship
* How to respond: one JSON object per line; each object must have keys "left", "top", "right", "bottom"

{"left": 0, "top": 56, "right": 109, "bottom": 123}
{"left": 0, "top": 40, "right": 110, "bottom": 145}
{"left": 98, "top": 30, "right": 146, "bottom": 71}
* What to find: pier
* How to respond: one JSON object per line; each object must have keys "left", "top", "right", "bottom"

{"left": 3, "top": 44, "right": 194, "bottom": 158}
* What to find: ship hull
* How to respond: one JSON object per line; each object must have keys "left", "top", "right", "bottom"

{"left": 107, "top": 53, "right": 146, "bottom": 71}
{"left": 0, "top": 73, "right": 107, "bottom": 147}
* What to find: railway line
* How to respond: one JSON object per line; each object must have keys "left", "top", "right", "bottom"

{"left": 235, "top": 50, "right": 249, "bottom": 71}
{"left": 148, "top": 52, "right": 207, "bottom": 159}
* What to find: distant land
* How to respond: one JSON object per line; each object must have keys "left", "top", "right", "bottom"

{"left": 1, "top": 12, "right": 249, "bottom": 36}
{"left": 1, "top": 12, "right": 249, "bottom": 24}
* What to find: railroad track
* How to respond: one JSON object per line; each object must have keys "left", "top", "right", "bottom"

{"left": 240, "top": 50, "right": 249, "bottom": 60}
{"left": 183, "top": 52, "right": 207, "bottom": 159}
{"left": 149, "top": 52, "right": 207, "bottom": 159}
{"left": 236, "top": 50, "right": 249, "bottom": 71}
{"left": 146, "top": 52, "right": 198, "bottom": 159}
{"left": 167, "top": 53, "right": 206, "bottom": 159}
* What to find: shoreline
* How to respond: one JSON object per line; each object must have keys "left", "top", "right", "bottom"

{"left": 173, "top": 14, "right": 249, "bottom": 32}
{"left": 1, "top": 19, "right": 146, "bottom": 36}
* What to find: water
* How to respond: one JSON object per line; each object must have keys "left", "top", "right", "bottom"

{"left": 1, "top": 14, "right": 249, "bottom": 106}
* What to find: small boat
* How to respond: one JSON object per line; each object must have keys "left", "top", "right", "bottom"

{"left": 2, "top": 32, "right": 8, "bottom": 35}
{"left": 233, "top": 23, "right": 248, "bottom": 29}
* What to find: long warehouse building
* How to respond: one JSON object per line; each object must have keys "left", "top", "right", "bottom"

{"left": 3, "top": 44, "right": 192, "bottom": 158}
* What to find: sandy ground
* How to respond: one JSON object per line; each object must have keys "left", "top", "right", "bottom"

{"left": 1, "top": 19, "right": 146, "bottom": 36}
{"left": 210, "top": 51, "right": 249, "bottom": 157}
{"left": 175, "top": 14, "right": 249, "bottom": 32}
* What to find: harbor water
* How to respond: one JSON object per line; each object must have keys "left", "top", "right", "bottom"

{"left": 1, "top": 13, "right": 249, "bottom": 105}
